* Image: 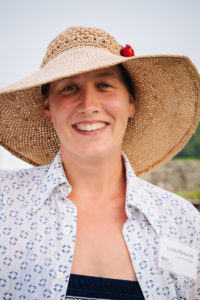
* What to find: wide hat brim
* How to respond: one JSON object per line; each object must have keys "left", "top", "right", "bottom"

{"left": 0, "top": 46, "right": 200, "bottom": 176}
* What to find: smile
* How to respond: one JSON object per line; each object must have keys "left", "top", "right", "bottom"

{"left": 72, "top": 121, "right": 109, "bottom": 134}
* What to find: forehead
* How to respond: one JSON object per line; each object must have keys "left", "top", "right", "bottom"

{"left": 55, "top": 65, "right": 123, "bottom": 84}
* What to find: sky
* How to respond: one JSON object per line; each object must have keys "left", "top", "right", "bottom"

{"left": 0, "top": 0, "right": 200, "bottom": 170}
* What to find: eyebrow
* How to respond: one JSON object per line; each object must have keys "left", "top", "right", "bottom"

{"left": 58, "top": 71, "right": 118, "bottom": 83}
{"left": 93, "top": 71, "right": 119, "bottom": 79}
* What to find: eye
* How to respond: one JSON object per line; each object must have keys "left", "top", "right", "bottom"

{"left": 62, "top": 85, "right": 78, "bottom": 92}
{"left": 98, "top": 82, "right": 112, "bottom": 89}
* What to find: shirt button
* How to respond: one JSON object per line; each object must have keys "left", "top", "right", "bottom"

{"left": 57, "top": 271, "right": 64, "bottom": 279}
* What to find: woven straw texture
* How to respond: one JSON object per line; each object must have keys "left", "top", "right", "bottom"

{"left": 0, "top": 26, "right": 200, "bottom": 176}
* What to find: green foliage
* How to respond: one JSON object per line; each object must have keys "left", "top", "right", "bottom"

{"left": 175, "top": 122, "right": 200, "bottom": 159}
{"left": 177, "top": 189, "right": 200, "bottom": 200}
{"left": 173, "top": 158, "right": 200, "bottom": 162}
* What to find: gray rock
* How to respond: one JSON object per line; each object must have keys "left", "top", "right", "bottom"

{"left": 143, "top": 160, "right": 200, "bottom": 193}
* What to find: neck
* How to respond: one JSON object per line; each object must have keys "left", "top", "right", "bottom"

{"left": 61, "top": 149, "right": 126, "bottom": 207}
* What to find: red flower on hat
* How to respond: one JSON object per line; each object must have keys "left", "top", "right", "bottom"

{"left": 120, "top": 45, "right": 135, "bottom": 57}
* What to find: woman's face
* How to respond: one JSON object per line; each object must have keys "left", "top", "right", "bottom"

{"left": 43, "top": 65, "right": 134, "bottom": 160}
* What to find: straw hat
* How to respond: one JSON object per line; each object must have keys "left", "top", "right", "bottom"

{"left": 0, "top": 26, "right": 200, "bottom": 176}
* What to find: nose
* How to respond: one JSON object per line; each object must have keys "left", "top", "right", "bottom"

{"left": 77, "top": 86, "right": 100, "bottom": 114}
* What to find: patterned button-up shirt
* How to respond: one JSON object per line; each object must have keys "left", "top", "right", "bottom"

{"left": 0, "top": 152, "right": 199, "bottom": 300}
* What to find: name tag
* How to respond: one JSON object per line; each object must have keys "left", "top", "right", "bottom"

{"left": 158, "top": 237, "right": 198, "bottom": 280}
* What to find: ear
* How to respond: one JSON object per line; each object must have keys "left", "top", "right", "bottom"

{"left": 42, "top": 95, "right": 53, "bottom": 123}
{"left": 128, "top": 96, "right": 135, "bottom": 118}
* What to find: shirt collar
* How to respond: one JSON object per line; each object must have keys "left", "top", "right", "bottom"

{"left": 31, "top": 151, "right": 161, "bottom": 235}
{"left": 122, "top": 152, "right": 161, "bottom": 236}
{"left": 31, "top": 151, "right": 71, "bottom": 215}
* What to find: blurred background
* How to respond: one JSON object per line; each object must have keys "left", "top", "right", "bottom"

{"left": 0, "top": 0, "right": 200, "bottom": 207}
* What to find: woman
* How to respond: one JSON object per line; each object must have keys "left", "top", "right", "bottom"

{"left": 0, "top": 26, "right": 199, "bottom": 300}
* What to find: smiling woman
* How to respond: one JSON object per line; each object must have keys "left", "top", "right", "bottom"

{"left": 42, "top": 66, "right": 134, "bottom": 163}
{"left": 0, "top": 26, "right": 200, "bottom": 300}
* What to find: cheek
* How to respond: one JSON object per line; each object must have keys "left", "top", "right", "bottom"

{"left": 105, "top": 95, "right": 130, "bottom": 119}
{"left": 50, "top": 98, "right": 73, "bottom": 121}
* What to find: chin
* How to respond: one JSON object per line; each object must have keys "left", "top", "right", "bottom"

{"left": 81, "top": 147, "right": 108, "bottom": 158}
{"left": 78, "top": 143, "right": 121, "bottom": 161}
{"left": 61, "top": 137, "right": 122, "bottom": 161}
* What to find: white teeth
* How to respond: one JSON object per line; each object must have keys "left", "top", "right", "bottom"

{"left": 75, "top": 123, "right": 107, "bottom": 131}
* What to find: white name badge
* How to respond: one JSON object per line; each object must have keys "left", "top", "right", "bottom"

{"left": 158, "top": 237, "right": 198, "bottom": 280}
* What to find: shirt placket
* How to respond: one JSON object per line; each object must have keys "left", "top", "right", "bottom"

{"left": 52, "top": 191, "right": 78, "bottom": 300}
{"left": 123, "top": 213, "right": 178, "bottom": 300}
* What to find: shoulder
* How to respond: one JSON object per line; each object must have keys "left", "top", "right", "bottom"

{"left": 135, "top": 176, "right": 200, "bottom": 245}
{"left": 0, "top": 165, "right": 50, "bottom": 207}
{"left": 136, "top": 176, "right": 197, "bottom": 212}
{"left": 0, "top": 164, "right": 50, "bottom": 186}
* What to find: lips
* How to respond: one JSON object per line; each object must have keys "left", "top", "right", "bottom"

{"left": 72, "top": 121, "right": 109, "bottom": 133}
